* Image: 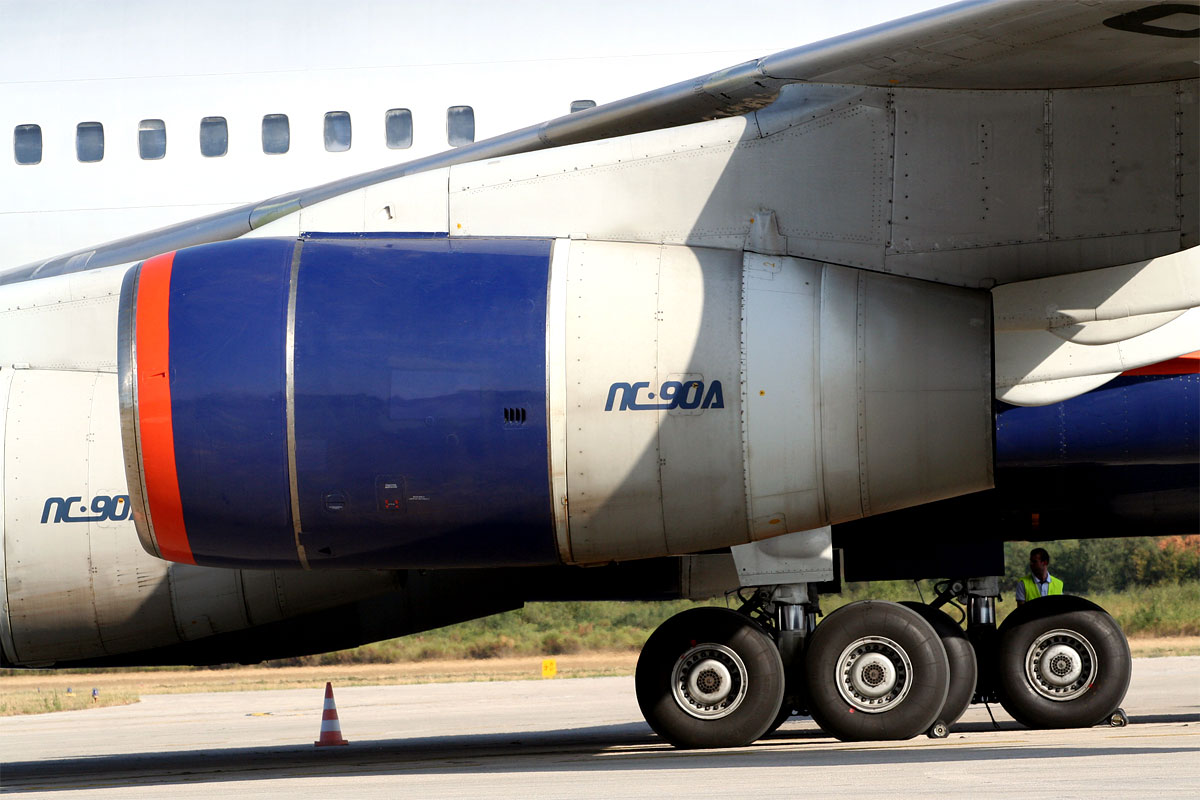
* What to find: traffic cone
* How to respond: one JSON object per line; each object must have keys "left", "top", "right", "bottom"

{"left": 314, "top": 682, "right": 349, "bottom": 746}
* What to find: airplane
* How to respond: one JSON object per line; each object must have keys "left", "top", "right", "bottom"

{"left": 0, "top": 0, "right": 1197, "bottom": 750}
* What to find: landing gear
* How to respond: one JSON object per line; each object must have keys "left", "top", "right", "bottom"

{"left": 635, "top": 607, "right": 785, "bottom": 749}
{"left": 803, "top": 601, "right": 951, "bottom": 741}
{"left": 633, "top": 552, "right": 1132, "bottom": 748}
{"left": 995, "top": 595, "right": 1131, "bottom": 729}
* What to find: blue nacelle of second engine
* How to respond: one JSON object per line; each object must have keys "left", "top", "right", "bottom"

{"left": 996, "top": 373, "right": 1199, "bottom": 468}
{"left": 121, "top": 235, "right": 556, "bottom": 569}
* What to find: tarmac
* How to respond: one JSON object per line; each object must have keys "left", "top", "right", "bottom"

{"left": 2, "top": 656, "right": 1197, "bottom": 798}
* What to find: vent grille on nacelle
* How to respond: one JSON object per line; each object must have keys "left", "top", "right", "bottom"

{"left": 503, "top": 407, "right": 527, "bottom": 425}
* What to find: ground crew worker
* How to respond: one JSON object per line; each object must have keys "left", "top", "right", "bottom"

{"left": 1015, "top": 547, "right": 1063, "bottom": 605}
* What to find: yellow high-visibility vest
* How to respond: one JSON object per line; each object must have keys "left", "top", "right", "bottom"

{"left": 1021, "top": 574, "right": 1063, "bottom": 601}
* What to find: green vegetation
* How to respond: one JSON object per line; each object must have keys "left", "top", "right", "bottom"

{"left": 1087, "top": 581, "right": 1200, "bottom": 637}
{"left": 1001, "top": 535, "right": 1198, "bottom": 594}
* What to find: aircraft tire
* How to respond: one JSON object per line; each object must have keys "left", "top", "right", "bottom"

{"left": 763, "top": 670, "right": 804, "bottom": 736}
{"left": 996, "top": 595, "right": 1131, "bottom": 729}
{"left": 803, "top": 601, "right": 949, "bottom": 741}
{"left": 899, "top": 601, "right": 977, "bottom": 728}
{"left": 635, "top": 607, "right": 784, "bottom": 749}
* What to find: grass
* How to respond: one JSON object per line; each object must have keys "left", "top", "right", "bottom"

{"left": 0, "top": 687, "right": 140, "bottom": 716}
{"left": 1090, "top": 582, "right": 1200, "bottom": 637}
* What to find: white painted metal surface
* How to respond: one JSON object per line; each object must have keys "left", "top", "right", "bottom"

{"left": 1051, "top": 85, "right": 1179, "bottom": 240}
{"left": 745, "top": 256, "right": 994, "bottom": 526}
{"left": 994, "top": 246, "right": 1200, "bottom": 405}
{"left": 731, "top": 527, "right": 834, "bottom": 585}
{"left": 4, "top": 370, "right": 121, "bottom": 661}
{"left": 889, "top": 89, "right": 1045, "bottom": 255}
{"left": 994, "top": 247, "right": 1200, "bottom": 334}
{"left": 562, "top": 241, "right": 671, "bottom": 562}
{"left": 277, "top": 77, "right": 1196, "bottom": 299}
{"left": 0, "top": 365, "right": 16, "bottom": 663}
{"left": 996, "top": 307, "right": 1200, "bottom": 406}
{"left": 742, "top": 254, "right": 824, "bottom": 537}
{"left": 0, "top": 264, "right": 128, "bottom": 372}
{"left": 556, "top": 243, "right": 992, "bottom": 564}
{"left": 547, "top": 239, "right": 572, "bottom": 563}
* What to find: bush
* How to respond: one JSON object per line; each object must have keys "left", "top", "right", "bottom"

{"left": 1003, "top": 536, "right": 1198, "bottom": 594}
{"left": 541, "top": 633, "right": 582, "bottom": 655}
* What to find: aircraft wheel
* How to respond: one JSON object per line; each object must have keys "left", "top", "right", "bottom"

{"left": 804, "top": 601, "right": 950, "bottom": 741}
{"left": 996, "top": 595, "right": 1131, "bottom": 729}
{"left": 764, "top": 673, "right": 803, "bottom": 736}
{"left": 636, "top": 607, "right": 784, "bottom": 749}
{"left": 899, "top": 601, "right": 978, "bottom": 729}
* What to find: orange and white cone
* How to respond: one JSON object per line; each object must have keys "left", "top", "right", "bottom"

{"left": 314, "top": 682, "right": 349, "bottom": 746}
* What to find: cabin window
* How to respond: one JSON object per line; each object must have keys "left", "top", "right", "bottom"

{"left": 570, "top": 100, "right": 596, "bottom": 113}
{"left": 76, "top": 122, "right": 104, "bottom": 162}
{"left": 385, "top": 108, "right": 413, "bottom": 149}
{"left": 447, "top": 105, "right": 474, "bottom": 147}
{"left": 324, "top": 111, "right": 351, "bottom": 152}
{"left": 14, "top": 124, "right": 41, "bottom": 165}
{"left": 262, "top": 114, "right": 290, "bottom": 154}
{"left": 200, "top": 116, "right": 228, "bottom": 157}
{"left": 138, "top": 119, "right": 166, "bottom": 160}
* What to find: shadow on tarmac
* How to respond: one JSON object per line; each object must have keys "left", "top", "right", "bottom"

{"left": 4, "top": 715, "right": 1199, "bottom": 793}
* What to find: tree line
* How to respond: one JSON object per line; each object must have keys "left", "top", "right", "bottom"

{"left": 1003, "top": 535, "right": 1198, "bottom": 594}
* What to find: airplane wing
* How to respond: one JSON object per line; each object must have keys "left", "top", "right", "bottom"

{"left": 3, "top": 0, "right": 1196, "bottom": 284}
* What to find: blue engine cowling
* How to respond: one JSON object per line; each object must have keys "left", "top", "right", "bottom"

{"left": 118, "top": 234, "right": 557, "bottom": 569}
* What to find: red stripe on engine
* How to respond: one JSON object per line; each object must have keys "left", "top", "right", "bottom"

{"left": 136, "top": 252, "right": 195, "bottom": 565}
{"left": 1122, "top": 351, "right": 1200, "bottom": 376}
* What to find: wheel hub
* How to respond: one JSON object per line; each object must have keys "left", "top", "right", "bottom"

{"left": 1025, "top": 628, "right": 1097, "bottom": 701}
{"left": 671, "top": 644, "right": 748, "bottom": 720}
{"left": 835, "top": 636, "right": 912, "bottom": 713}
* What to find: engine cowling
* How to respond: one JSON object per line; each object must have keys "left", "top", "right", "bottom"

{"left": 118, "top": 234, "right": 993, "bottom": 570}
{"left": 120, "top": 235, "right": 554, "bottom": 569}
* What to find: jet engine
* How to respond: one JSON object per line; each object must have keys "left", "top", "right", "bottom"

{"left": 117, "top": 234, "right": 993, "bottom": 570}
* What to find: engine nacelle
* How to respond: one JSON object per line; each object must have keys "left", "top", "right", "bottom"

{"left": 119, "top": 236, "right": 554, "bottom": 569}
{"left": 118, "top": 235, "right": 993, "bottom": 569}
